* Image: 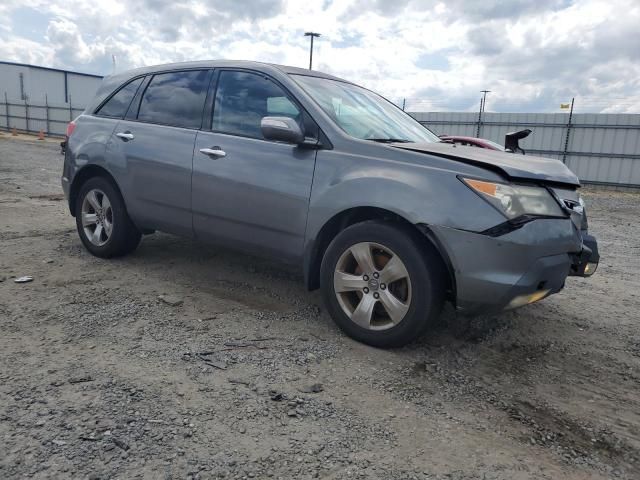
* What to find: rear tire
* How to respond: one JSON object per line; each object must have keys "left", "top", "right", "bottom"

{"left": 75, "top": 176, "right": 141, "bottom": 258}
{"left": 320, "top": 220, "right": 444, "bottom": 348}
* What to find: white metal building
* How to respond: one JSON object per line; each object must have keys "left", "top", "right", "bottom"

{"left": 0, "top": 61, "right": 103, "bottom": 106}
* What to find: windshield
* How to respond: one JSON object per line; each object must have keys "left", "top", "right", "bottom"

{"left": 292, "top": 75, "right": 440, "bottom": 143}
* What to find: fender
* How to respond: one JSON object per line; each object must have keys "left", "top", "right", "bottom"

{"left": 302, "top": 148, "right": 507, "bottom": 292}
{"left": 305, "top": 147, "right": 507, "bottom": 246}
{"left": 65, "top": 115, "right": 122, "bottom": 215}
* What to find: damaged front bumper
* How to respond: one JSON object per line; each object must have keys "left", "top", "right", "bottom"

{"left": 569, "top": 233, "right": 599, "bottom": 277}
{"left": 428, "top": 218, "right": 599, "bottom": 315}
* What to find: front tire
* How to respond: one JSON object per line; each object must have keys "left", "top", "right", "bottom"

{"left": 320, "top": 221, "right": 444, "bottom": 348}
{"left": 75, "top": 176, "right": 141, "bottom": 258}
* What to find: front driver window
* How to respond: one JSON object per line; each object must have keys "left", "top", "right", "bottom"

{"left": 213, "top": 71, "right": 301, "bottom": 139}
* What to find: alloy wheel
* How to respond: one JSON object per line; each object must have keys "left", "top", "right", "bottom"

{"left": 333, "top": 242, "right": 412, "bottom": 330}
{"left": 81, "top": 188, "right": 113, "bottom": 246}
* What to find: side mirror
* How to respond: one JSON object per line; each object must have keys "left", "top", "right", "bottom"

{"left": 261, "top": 116, "right": 304, "bottom": 144}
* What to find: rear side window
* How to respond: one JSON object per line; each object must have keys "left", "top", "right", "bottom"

{"left": 137, "top": 70, "right": 210, "bottom": 129}
{"left": 96, "top": 77, "right": 144, "bottom": 118}
{"left": 212, "top": 71, "right": 301, "bottom": 139}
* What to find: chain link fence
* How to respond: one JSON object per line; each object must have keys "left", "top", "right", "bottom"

{"left": 0, "top": 93, "right": 84, "bottom": 137}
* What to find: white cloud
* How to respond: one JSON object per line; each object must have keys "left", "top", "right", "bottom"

{"left": 46, "top": 18, "right": 93, "bottom": 64}
{"left": 0, "top": 0, "right": 639, "bottom": 112}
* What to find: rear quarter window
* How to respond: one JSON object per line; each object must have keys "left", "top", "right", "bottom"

{"left": 96, "top": 77, "right": 144, "bottom": 118}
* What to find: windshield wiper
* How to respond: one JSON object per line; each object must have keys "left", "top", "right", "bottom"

{"left": 365, "top": 138, "right": 412, "bottom": 143}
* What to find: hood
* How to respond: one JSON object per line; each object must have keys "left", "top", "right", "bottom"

{"left": 392, "top": 142, "right": 580, "bottom": 187}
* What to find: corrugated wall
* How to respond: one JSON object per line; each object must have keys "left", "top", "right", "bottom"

{"left": 0, "top": 62, "right": 103, "bottom": 106}
{"left": 66, "top": 74, "right": 104, "bottom": 106}
{"left": 24, "top": 68, "right": 68, "bottom": 104}
{"left": 411, "top": 112, "right": 640, "bottom": 187}
{"left": 0, "top": 62, "right": 103, "bottom": 136}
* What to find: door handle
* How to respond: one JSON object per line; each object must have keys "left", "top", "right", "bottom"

{"left": 199, "top": 147, "right": 226, "bottom": 158}
{"left": 116, "top": 132, "right": 134, "bottom": 141}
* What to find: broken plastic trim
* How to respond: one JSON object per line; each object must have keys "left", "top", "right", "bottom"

{"left": 480, "top": 212, "right": 575, "bottom": 237}
{"left": 569, "top": 233, "right": 600, "bottom": 277}
{"left": 480, "top": 215, "right": 540, "bottom": 237}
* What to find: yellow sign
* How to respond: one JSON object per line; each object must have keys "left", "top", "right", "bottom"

{"left": 560, "top": 103, "right": 571, "bottom": 109}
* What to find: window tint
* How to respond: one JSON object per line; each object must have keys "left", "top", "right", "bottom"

{"left": 97, "top": 77, "right": 143, "bottom": 118}
{"left": 137, "top": 70, "right": 210, "bottom": 128}
{"left": 213, "top": 71, "right": 301, "bottom": 139}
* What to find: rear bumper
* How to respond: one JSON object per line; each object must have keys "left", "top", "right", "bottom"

{"left": 429, "top": 219, "right": 597, "bottom": 315}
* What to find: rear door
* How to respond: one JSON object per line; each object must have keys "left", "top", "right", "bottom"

{"left": 192, "top": 69, "right": 319, "bottom": 261}
{"left": 106, "top": 69, "right": 212, "bottom": 236}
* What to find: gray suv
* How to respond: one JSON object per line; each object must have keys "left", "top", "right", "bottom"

{"left": 62, "top": 60, "right": 599, "bottom": 347}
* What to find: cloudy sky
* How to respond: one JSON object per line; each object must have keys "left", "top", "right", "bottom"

{"left": 1, "top": 0, "right": 639, "bottom": 113}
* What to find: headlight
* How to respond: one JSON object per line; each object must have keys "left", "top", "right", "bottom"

{"left": 461, "top": 178, "right": 565, "bottom": 219}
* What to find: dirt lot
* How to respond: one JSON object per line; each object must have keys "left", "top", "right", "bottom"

{"left": 1, "top": 136, "right": 639, "bottom": 480}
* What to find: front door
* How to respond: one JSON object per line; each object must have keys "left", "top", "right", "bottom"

{"left": 192, "top": 70, "right": 318, "bottom": 262}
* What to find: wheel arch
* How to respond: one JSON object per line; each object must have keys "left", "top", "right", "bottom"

{"left": 68, "top": 164, "right": 122, "bottom": 217}
{"left": 303, "top": 206, "right": 456, "bottom": 302}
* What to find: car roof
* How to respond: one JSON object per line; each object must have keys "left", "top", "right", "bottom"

{"left": 86, "top": 59, "right": 357, "bottom": 115}
{"left": 111, "top": 60, "right": 350, "bottom": 83}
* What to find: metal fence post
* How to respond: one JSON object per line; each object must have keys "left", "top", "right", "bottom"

{"left": 476, "top": 96, "right": 484, "bottom": 137}
{"left": 45, "top": 94, "right": 50, "bottom": 135}
{"left": 24, "top": 98, "right": 30, "bottom": 134}
{"left": 562, "top": 97, "right": 575, "bottom": 164}
{"left": 3, "top": 92, "right": 8, "bottom": 132}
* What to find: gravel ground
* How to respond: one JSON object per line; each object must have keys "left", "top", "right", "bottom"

{"left": 1, "top": 135, "right": 639, "bottom": 480}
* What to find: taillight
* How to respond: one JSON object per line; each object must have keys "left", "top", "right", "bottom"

{"left": 66, "top": 121, "right": 76, "bottom": 138}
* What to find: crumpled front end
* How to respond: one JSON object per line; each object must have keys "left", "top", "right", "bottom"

{"left": 430, "top": 216, "right": 595, "bottom": 315}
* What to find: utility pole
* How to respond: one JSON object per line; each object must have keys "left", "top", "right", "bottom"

{"left": 476, "top": 90, "right": 490, "bottom": 137}
{"left": 480, "top": 90, "right": 490, "bottom": 114}
{"left": 562, "top": 97, "right": 575, "bottom": 164}
{"left": 304, "top": 32, "right": 321, "bottom": 70}
{"left": 476, "top": 97, "right": 483, "bottom": 137}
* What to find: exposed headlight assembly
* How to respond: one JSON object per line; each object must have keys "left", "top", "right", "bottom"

{"left": 461, "top": 177, "right": 565, "bottom": 220}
